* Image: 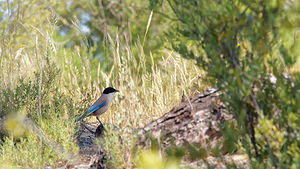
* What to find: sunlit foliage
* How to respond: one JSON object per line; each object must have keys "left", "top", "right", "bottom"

{"left": 151, "top": 0, "right": 300, "bottom": 167}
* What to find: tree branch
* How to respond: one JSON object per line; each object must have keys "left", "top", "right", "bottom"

{"left": 247, "top": 106, "right": 259, "bottom": 157}
{"left": 166, "top": 0, "right": 186, "bottom": 24}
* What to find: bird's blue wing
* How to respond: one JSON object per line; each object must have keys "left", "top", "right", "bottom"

{"left": 76, "top": 101, "right": 106, "bottom": 122}
{"left": 87, "top": 101, "right": 106, "bottom": 114}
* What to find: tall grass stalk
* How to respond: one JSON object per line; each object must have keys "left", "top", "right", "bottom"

{"left": 0, "top": 6, "right": 207, "bottom": 168}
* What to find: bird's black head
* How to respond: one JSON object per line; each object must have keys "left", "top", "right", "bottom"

{"left": 103, "top": 87, "right": 119, "bottom": 94}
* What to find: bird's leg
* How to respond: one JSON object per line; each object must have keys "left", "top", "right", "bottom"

{"left": 96, "top": 116, "right": 103, "bottom": 126}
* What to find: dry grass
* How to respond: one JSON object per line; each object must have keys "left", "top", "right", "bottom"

{"left": 0, "top": 10, "right": 207, "bottom": 168}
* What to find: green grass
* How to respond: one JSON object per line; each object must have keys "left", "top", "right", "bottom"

{"left": 2, "top": 0, "right": 300, "bottom": 168}
{"left": 0, "top": 13, "right": 207, "bottom": 168}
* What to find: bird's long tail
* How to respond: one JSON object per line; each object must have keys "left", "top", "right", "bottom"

{"left": 75, "top": 112, "right": 88, "bottom": 122}
{"left": 75, "top": 101, "right": 106, "bottom": 122}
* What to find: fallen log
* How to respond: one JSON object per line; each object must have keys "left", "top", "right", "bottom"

{"left": 138, "top": 88, "right": 249, "bottom": 169}
{"left": 139, "top": 88, "right": 230, "bottom": 147}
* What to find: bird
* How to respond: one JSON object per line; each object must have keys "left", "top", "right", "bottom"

{"left": 76, "top": 87, "right": 119, "bottom": 125}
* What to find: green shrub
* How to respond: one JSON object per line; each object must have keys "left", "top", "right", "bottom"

{"left": 151, "top": 0, "right": 300, "bottom": 167}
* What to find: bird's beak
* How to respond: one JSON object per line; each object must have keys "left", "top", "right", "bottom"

{"left": 116, "top": 90, "right": 119, "bottom": 92}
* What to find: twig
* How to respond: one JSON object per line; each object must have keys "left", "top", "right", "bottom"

{"left": 181, "top": 90, "right": 186, "bottom": 102}
{"left": 261, "top": 133, "right": 278, "bottom": 168}
{"left": 250, "top": 92, "right": 262, "bottom": 115}
{"left": 153, "top": 10, "right": 178, "bottom": 21}
{"left": 247, "top": 107, "right": 259, "bottom": 157}
{"left": 81, "top": 123, "right": 95, "bottom": 134}
{"left": 36, "top": 35, "right": 43, "bottom": 155}
{"left": 233, "top": 28, "right": 240, "bottom": 67}
{"left": 166, "top": 0, "right": 186, "bottom": 24}
{"left": 226, "top": 40, "right": 239, "bottom": 69}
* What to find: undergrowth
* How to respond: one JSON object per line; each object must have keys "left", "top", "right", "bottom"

{"left": 0, "top": 15, "right": 206, "bottom": 168}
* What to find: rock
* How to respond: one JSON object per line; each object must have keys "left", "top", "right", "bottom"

{"left": 74, "top": 122, "right": 107, "bottom": 169}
